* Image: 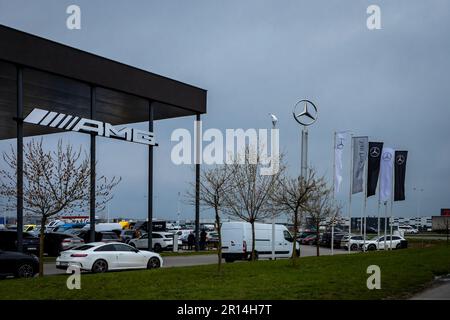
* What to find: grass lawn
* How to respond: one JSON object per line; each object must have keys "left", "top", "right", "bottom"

{"left": 1, "top": 245, "right": 449, "bottom": 300}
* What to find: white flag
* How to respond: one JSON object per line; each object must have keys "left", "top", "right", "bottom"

{"left": 380, "top": 147, "right": 394, "bottom": 202}
{"left": 334, "top": 132, "right": 346, "bottom": 194}
{"left": 352, "top": 136, "right": 369, "bottom": 194}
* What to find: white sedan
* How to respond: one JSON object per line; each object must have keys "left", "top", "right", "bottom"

{"left": 56, "top": 242, "right": 163, "bottom": 273}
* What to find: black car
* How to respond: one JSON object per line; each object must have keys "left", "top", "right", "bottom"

{"left": 0, "top": 230, "right": 40, "bottom": 254}
{"left": 320, "top": 232, "right": 347, "bottom": 248}
{"left": 77, "top": 230, "right": 120, "bottom": 243}
{"left": 0, "top": 250, "right": 39, "bottom": 279}
{"left": 44, "top": 232, "right": 84, "bottom": 256}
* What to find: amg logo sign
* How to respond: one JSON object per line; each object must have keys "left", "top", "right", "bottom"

{"left": 24, "top": 108, "right": 156, "bottom": 146}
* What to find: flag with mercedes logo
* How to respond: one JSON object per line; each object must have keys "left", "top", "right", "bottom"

{"left": 394, "top": 150, "right": 408, "bottom": 201}
{"left": 379, "top": 147, "right": 394, "bottom": 202}
{"left": 367, "top": 142, "right": 384, "bottom": 197}
{"left": 352, "top": 136, "right": 368, "bottom": 194}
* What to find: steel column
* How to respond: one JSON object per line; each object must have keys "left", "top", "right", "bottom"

{"left": 16, "top": 66, "right": 23, "bottom": 252}
{"left": 195, "top": 114, "right": 201, "bottom": 251}
{"left": 148, "top": 102, "right": 154, "bottom": 251}
{"left": 89, "top": 87, "right": 96, "bottom": 243}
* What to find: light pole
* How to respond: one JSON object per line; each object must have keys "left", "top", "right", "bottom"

{"left": 413, "top": 187, "right": 423, "bottom": 231}
{"left": 269, "top": 113, "right": 278, "bottom": 261}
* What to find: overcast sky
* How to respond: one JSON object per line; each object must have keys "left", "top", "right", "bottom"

{"left": 1, "top": 0, "right": 449, "bottom": 221}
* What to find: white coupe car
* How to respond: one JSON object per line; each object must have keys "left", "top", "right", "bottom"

{"left": 56, "top": 242, "right": 163, "bottom": 273}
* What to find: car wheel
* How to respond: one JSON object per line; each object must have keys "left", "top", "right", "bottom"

{"left": 153, "top": 243, "right": 162, "bottom": 252}
{"left": 16, "top": 263, "right": 35, "bottom": 278}
{"left": 147, "top": 257, "right": 161, "bottom": 269}
{"left": 396, "top": 243, "right": 401, "bottom": 249}
{"left": 91, "top": 259, "right": 108, "bottom": 273}
{"left": 368, "top": 244, "right": 376, "bottom": 251}
{"left": 224, "top": 258, "right": 234, "bottom": 263}
{"left": 350, "top": 244, "right": 358, "bottom": 251}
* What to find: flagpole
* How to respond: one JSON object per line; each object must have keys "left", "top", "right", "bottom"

{"left": 377, "top": 182, "right": 381, "bottom": 237}
{"left": 384, "top": 201, "right": 387, "bottom": 250}
{"left": 362, "top": 149, "right": 368, "bottom": 252}
{"left": 348, "top": 135, "right": 354, "bottom": 253}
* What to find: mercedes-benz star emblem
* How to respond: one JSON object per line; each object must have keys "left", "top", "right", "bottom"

{"left": 336, "top": 138, "right": 344, "bottom": 150}
{"left": 382, "top": 152, "right": 392, "bottom": 161}
{"left": 370, "top": 147, "right": 380, "bottom": 158}
{"left": 293, "top": 100, "right": 318, "bottom": 126}
{"left": 396, "top": 155, "right": 405, "bottom": 165}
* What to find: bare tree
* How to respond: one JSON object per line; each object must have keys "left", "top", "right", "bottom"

{"left": 187, "top": 165, "right": 234, "bottom": 272}
{"left": 271, "top": 169, "right": 322, "bottom": 263}
{"left": 223, "top": 148, "right": 283, "bottom": 261}
{"left": 304, "top": 180, "right": 341, "bottom": 257}
{"left": 0, "top": 139, "right": 121, "bottom": 276}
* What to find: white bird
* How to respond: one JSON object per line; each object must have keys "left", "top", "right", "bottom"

{"left": 269, "top": 113, "right": 278, "bottom": 128}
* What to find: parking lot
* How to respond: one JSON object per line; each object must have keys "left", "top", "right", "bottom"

{"left": 43, "top": 245, "right": 349, "bottom": 276}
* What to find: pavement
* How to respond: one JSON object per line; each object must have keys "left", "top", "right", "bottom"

{"left": 43, "top": 245, "right": 347, "bottom": 276}
{"left": 411, "top": 277, "right": 450, "bottom": 300}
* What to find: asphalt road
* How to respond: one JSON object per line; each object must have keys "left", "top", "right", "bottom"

{"left": 43, "top": 245, "right": 347, "bottom": 276}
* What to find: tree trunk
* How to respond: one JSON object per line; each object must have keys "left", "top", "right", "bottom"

{"left": 291, "top": 211, "right": 298, "bottom": 265}
{"left": 39, "top": 216, "right": 46, "bottom": 277}
{"left": 215, "top": 206, "right": 222, "bottom": 272}
{"left": 316, "top": 221, "right": 320, "bottom": 257}
{"left": 250, "top": 221, "right": 256, "bottom": 261}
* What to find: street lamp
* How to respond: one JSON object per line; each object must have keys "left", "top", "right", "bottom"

{"left": 413, "top": 187, "right": 424, "bottom": 231}
{"left": 268, "top": 113, "right": 278, "bottom": 261}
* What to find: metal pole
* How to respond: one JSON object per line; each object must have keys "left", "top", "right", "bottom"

{"left": 148, "top": 102, "right": 154, "bottom": 251}
{"left": 195, "top": 114, "right": 201, "bottom": 251}
{"left": 377, "top": 182, "right": 381, "bottom": 237}
{"left": 348, "top": 135, "right": 354, "bottom": 253}
{"left": 362, "top": 151, "right": 368, "bottom": 252}
{"left": 271, "top": 121, "right": 276, "bottom": 260}
{"left": 89, "top": 87, "right": 96, "bottom": 243}
{"left": 301, "top": 127, "right": 308, "bottom": 178}
{"left": 16, "top": 66, "right": 24, "bottom": 252}
{"left": 384, "top": 201, "right": 387, "bottom": 250}
{"left": 331, "top": 221, "right": 334, "bottom": 255}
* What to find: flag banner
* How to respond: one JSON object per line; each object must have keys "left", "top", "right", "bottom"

{"left": 379, "top": 147, "right": 394, "bottom": 202}
{"left": 394, "top": 150, "right": 408, "bottom": 201}
{"left": 352, "top": 136, "right": 368, "bottom": 194}
{"left": 334, "top": 132, "right": 346, "bottom": 195}
{"left": 367, "top": 142, "right": 384, "bottom": 197}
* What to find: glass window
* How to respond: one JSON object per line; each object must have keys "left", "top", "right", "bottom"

{"left": 113, "top": 244, "right": 135, "bottom": 252}
{"left": 94, "top": 244, "right": 116, "bottom": 252}
{"left": 353, "top": 236, "right": 363, "bottom": 240}
{"left": 152, "top": 233, "right": 162, "bottom": 239}
{"left": 283, "top": 230, "right": 293, "bottom": 242}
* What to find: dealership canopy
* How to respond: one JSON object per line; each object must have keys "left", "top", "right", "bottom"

{"left": 0, "top": 24, "right": 206, "bottom": 251}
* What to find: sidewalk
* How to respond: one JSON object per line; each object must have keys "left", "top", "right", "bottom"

{"left": 411, "top": 278, "right": 450, "bottom": 300}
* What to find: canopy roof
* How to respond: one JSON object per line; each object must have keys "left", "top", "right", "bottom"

{"left": 0, "top": 24, "right": 207, "bottom": 140}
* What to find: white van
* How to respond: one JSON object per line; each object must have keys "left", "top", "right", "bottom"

{"left": 221, "top": 221, "right": 296, "bottom": 262}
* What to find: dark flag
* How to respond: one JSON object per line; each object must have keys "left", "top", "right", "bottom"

{"left": 367, "top": 142, "right": 384, "bottom": 197}
{"left": 394, "top": 150, "right": 408, "bottom": 201}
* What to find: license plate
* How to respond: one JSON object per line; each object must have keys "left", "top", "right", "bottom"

{"left": 57, "top": 261, "right": 68, "bottom": 266}
{"left": 27, "top": 247, "right": 37, "bottom": 251}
